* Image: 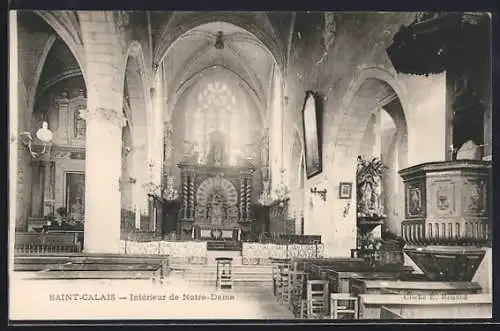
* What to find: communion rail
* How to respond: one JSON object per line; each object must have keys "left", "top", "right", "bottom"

{"left": 15, "top": 231, "right": 83, "bottom": 254}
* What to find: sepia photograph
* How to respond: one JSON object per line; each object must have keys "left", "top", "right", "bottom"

{"left": 8, "top": 10, "right": 493, "bottom": 323}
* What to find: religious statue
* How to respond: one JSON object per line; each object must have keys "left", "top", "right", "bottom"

{"left": 409, "top": 188, "right": 422, "bottom": 215}
{"left": 208, "top": 132, "right": 226, "bottom": 167}
{"left": 260, "top": 130, "right": 269, "bottom": 166}
{"left": 372, "top": 176, "right": 384, "bottom": 216}
{"left": 214, "top": 141, "right": 223, "bottom": 166}
{"left": 209, "top": 190, "right": 225, "bottom": 225}
{"left": 69, "top": 196, "right": 84, "bottom": 222}
{"left": 75, "top": 108, "right": 86, "bottom": 138}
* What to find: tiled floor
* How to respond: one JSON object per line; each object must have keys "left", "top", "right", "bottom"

{"left": 9, "top": 272, "right": 295, "bottom": 320}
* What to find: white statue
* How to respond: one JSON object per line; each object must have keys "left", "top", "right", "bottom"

{"left": 210, "top": 191, "right": 224, "bottom": 225}
{"left": 372, "top": 176, "right": 384, "bottom": 215}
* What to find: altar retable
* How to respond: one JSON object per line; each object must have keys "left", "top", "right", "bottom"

{"left": 177, "top": 130, "right": 256, "bottom": 240}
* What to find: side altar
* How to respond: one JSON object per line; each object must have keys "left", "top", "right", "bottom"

{"left": 177, "top": 131, "right": 256, "bottom": 240}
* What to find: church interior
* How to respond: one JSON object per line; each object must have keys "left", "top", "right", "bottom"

{"left": 9, "top": 11, "right": 493, "bottom": 320}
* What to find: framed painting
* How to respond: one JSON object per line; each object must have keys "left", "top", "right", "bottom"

{"left": 65, "top": 172, "right": 85, "bottom": 221}
{"left": 301, "top": 91, "right": 322, "bottom": 179}
{"left": 339, "top": 182, "right": 353, "bottom": 199}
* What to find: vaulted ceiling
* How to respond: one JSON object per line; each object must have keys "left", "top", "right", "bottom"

{"left": 162, "top": 21, "right": 277, "bottom": 113}
{"left": 20, "top": 11, "right": 293, "bottom": 119}
{"left": 36, "top": 38, "right": 82, "bottom": 100}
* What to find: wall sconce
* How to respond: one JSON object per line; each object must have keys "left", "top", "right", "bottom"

{"left": 310, "top": 187, "right": 327, "bottom": 201}
{"left": 19, "top": 121, "right": 53, "bottom": 158}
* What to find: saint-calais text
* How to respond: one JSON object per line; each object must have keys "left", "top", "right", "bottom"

{"left": 48, "top": 293, "right": 235, "bottom": 302}
{"left": 49, "top": 293, "right": 117, "bottom": 301}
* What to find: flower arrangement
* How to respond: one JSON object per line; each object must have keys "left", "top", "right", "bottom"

{"left": 162, "top": 175, "right": 179, "bottom": 201}
{"left": 357, "top": 230, "right": 383, "bottom": 265}
{"left": 143, "top": 182, "right": 162, "bottom": 198}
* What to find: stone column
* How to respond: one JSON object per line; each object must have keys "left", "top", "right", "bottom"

{"left": 80, "top": 107, "right": 126, "bottom": 254}
{"left": 42, "top": 161, "right": 55, "bottom": 216}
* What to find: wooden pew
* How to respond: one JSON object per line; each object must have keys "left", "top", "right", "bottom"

{"left": 290, "top": 257, "right": 364, "bottom": 274}
{"left": 289, "top": 258, "right": 365, "bottom": 319}
{"left": 33, "top": 254, "right": 169, "bottom": 280}
{"left": 309, "top": 260, "right": 372, "bottom": 281}
{"left": 350, "top": 279, "right": 482, "bottom": 296}
{"left": 300, "top": 260, "right": 414, "bottom": 319}
{"left": 359, "top": 293, "right": 492, "bottom": 319}
{"left": 14, "top": 253, "right": 169, "bottom": 281}
{"left": 327, "top": 265, "right": 415, "bottom": 293}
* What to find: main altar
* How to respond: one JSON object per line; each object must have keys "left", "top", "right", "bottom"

{"left": 177, "top": 131, "right": 256, "bottom": 240}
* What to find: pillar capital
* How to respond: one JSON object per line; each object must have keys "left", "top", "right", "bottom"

{"left": 79, "top": 107, "right": 127, "bottom": 127}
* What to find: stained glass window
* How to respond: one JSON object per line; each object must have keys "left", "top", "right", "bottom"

{"left": 188, "top": 81, "right": 243, "bottom": 165}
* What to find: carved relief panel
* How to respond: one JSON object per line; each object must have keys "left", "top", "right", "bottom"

{"left": 69, "top": 90, "right": 87, "bottom": 146}
{"left": 429, "top": 179, "right": 457, "bottom": 217}
{"left": 53, "top": 90, "right": 87, "bottom": 147}
{"left": 405, "top": 179, "right": 426, "bottom": 219}
{"left": 463, "top": 177, "right": 488, "bottom": 217}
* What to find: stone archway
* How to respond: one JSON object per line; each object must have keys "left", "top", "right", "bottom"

{"left": 13, "top": 12, "right": 88, "bottom": 232}
{"left": 122, "top": 41, "right": 153, "bottom": 229}
{"left": 333, "top": 66, "right": 409, "bottom": 237}
{"left": 288, "top": 129, "right": 306, "bottom": 234}
{"left": 35, "top": 11, "right": 88, "bottom": 85}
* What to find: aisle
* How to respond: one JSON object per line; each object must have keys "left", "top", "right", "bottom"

{"left": 9, "top": 272, "right": 295, "bottom": 320}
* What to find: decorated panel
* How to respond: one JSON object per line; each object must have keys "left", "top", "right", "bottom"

{"left": 405, "top": 179, "right": 426, "bottom": 219}
{"left": 194, "top": 174, "right": 240, "bottom": 226}
{"left": 429, "top": 179, "right": 457, "bottom": 217}
{"left": 463, "top": 177, "right": 488, "bottom": 217}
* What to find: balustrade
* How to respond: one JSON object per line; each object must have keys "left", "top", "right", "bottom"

{"left": 402, "top": 216, "right": 489, "bottom": 246}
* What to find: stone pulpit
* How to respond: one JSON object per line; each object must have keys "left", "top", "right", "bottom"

{"left": 399, "top": 160, "right": 491, "bottom": 281}
{"left": 177, "top": 130, "right": 256, "bottom": 240}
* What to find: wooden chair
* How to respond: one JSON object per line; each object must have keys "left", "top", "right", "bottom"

{"left": 330, "top": 293, "right": 358, "bottom": 320}
{"left": 307, "top": 280, "right": 329, "bottom": 319}
{"left": 271, "top": 258, "right": 290, "bottom": 296}
{"left": 277, "top": 262, "right": 291, "bottom": 304}
{"left": 288, "top": 271, "right": 306, "bottom": 308}
{"left": 215, "top": 257, "right": 233, "bottom": 290}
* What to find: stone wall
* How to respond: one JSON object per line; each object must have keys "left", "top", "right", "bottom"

{"left": 280, "top": 13, "right": 456, "bottom": 254}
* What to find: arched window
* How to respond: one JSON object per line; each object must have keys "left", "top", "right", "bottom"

{"left": 187, "top": 81, "right": 246, "bottom": 165}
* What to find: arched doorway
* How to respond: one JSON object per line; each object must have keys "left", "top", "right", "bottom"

{"left": 121, "top": 42, "right": 153, "bottom": 235}
{"left": 14, "top": 11, "right": 88, "bottom": 233}
{"left": 335, "top": 68, "right": 409, "bottom": 241}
